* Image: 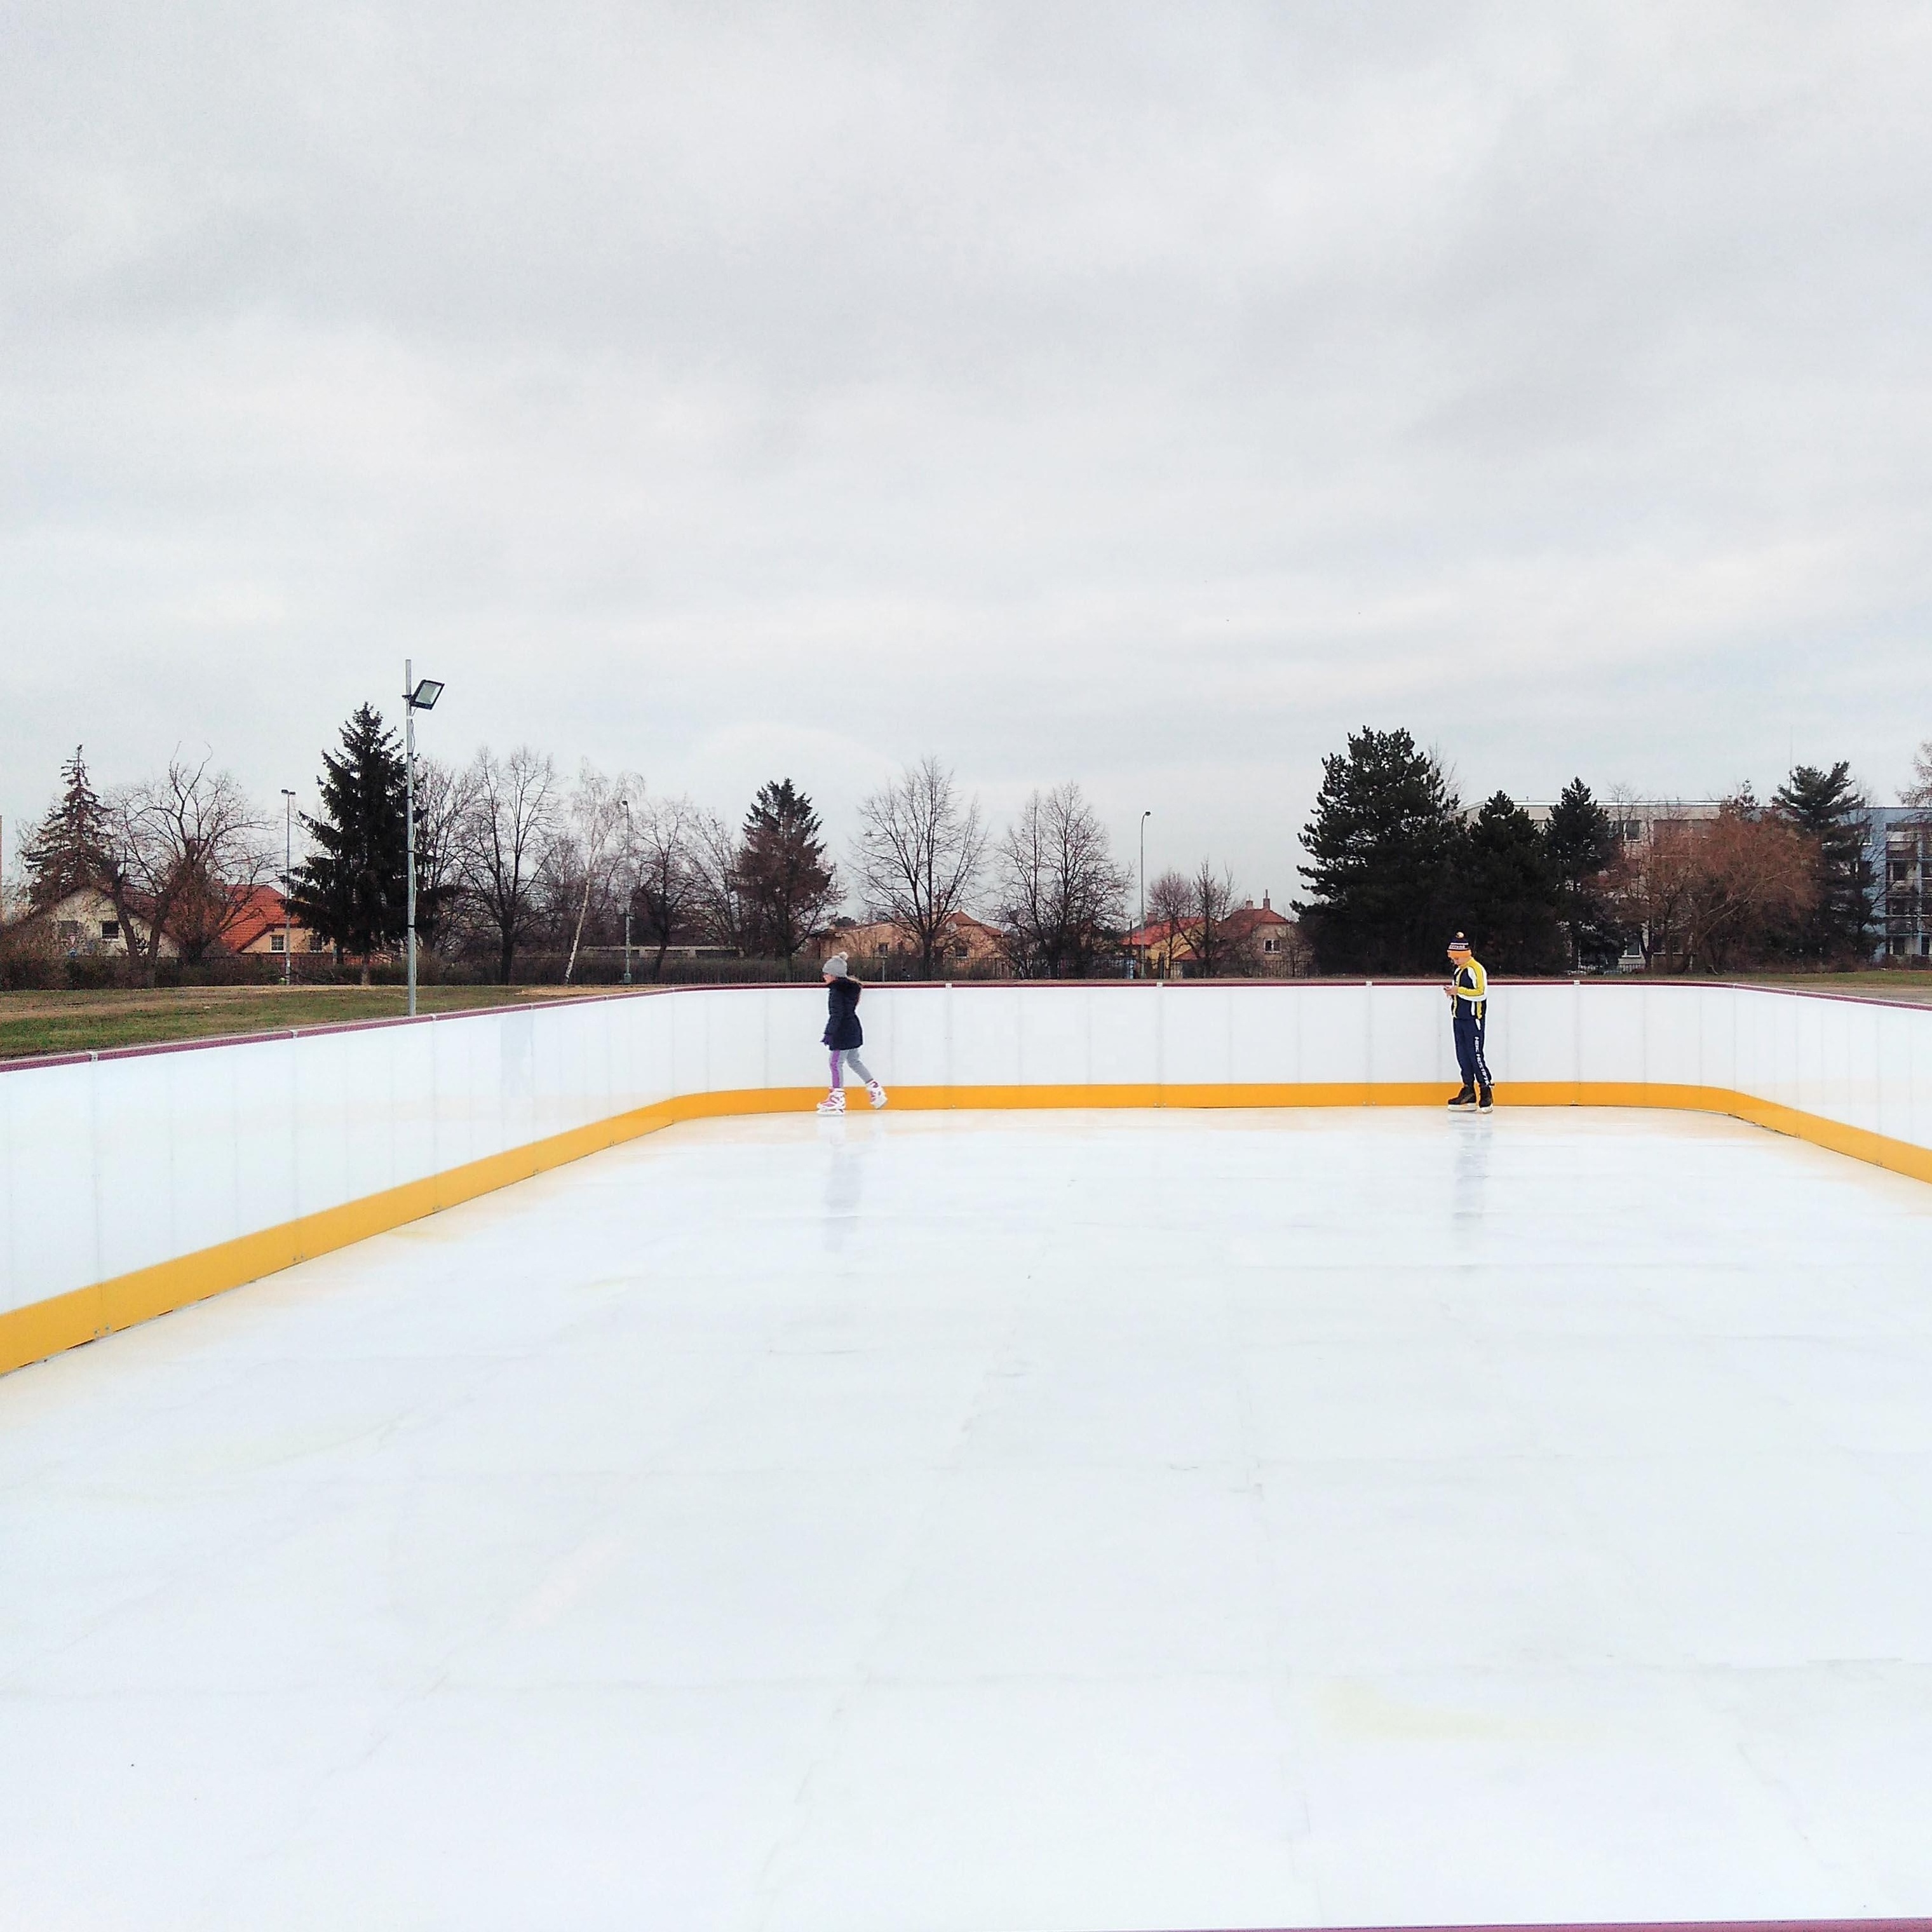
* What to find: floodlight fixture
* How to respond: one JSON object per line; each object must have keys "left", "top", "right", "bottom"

{"left": 402, "top": 660, "right": 445, "bottom": 1015}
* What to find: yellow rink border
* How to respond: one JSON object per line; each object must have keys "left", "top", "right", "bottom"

{"left": 4, "top": 1079, "right": 1929, "bottom": 1379}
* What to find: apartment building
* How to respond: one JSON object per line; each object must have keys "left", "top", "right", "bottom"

{"left": 1872, "top": 807, "right": 1932, "bottom": 961}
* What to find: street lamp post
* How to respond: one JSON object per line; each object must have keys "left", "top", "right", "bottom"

{"left": 402, "top": 661, "right": 445, "bottom": 1018}
{"left": 619, "top": 799, "right": 633, "bottom": 985}
{"left": 1138, "top": 809, "right": 1151, "bottom": 979}
{"left": 280, "top": 789, "right": 295, "bottom": 985}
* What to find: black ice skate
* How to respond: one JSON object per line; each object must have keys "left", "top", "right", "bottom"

{"left": 1447, "top": 1086, "right": 1477, "bottom": 1109}
{"left": 1477, "top": 1084, "right": 1494, "bottom": 1112}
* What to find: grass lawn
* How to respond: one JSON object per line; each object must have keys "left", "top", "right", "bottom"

{"left": 0, "top": 984, "right": 611, "bottom": 1063}
{"left": 1735, "top": 971, "right": 1932, "bottom": 1004}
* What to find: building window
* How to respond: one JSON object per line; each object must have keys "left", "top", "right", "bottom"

{"left": 270, "top": 933, "right": 286, "bottom": 953}
{"left": 57, "top": 920, "right": 81, "bottom": 942}
{"left": 1262, "top": 936, "right": 1278, "bottom": 953}
{"left": 100, "top": 921, "right": 119, "bottom": 940}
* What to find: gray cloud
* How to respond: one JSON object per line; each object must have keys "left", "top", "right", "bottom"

{"left": 4, "top": 1, "right": 1929, "bottom": 902}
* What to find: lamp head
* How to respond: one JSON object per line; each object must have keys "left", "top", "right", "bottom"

{"left": 409, "top": 678, "right": 444, "bottom": 711}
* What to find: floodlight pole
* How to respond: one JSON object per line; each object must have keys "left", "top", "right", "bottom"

{"left": 405, "top": 661, "right": 417, "bottom": 1015}
{"left": 1138, "top": 809, "right": 1151, "bottom": 980}
{"left": 619, "top": 799, "right": 633, "bottom": 986}
{"left": 401, "top": 664, "right": 444, "bottom": 1018}
{"left": 280, "top": 789, "right": 295, "bottom": 985}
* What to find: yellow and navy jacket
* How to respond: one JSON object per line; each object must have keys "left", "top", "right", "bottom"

{"left": 1450, "top": 958, "right": 1488, "bottom": 1018}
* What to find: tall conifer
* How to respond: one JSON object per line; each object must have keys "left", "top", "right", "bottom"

{"left": 735, "top": 778, "right": 838, "bottom": 963}
{"left": 291, "top": 705, "right": 408, "bottom": 978}
{"left": 1454, "top": 792, "right": 1566, "bottom": 973}
{"left": 1773, "top": 762, "right": 1874, "bottom": 962}
{"left": 23, "top": 746, "right": 110, "bottom": 911}
{"left": 1544, "top": 778, "right": 1621, "bottom": 969}
{"left": 1295, "top": 727, "right": 1461, "bottom": 972}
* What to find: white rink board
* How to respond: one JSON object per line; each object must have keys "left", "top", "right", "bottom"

{"left": 4, "top": 1107, "right": 1932, "bottom": 1929}
{"left": 7, "top": 981, "right": 1932, "bottom": 1328}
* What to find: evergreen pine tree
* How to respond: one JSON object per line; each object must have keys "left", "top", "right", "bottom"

{"left": 290, "top": 705, "right": 409, "bottom": 978}
{"left": 735, "top": 779, "right": 839, "bottom": 963}
{"left": 1773, "top": 762, "right": 1874, "bottom": 963}
{"left": 22, "top": 746, "right": 110, "bottom": 911}
{"left": 1454, "top": 792, "right": 1567, "bottom": 973}
{"left": 1294, "top": 727, "right": 1461, "bottom": 972}
{"left": 1543, "top": 777, "right": 1623, "bottom": 969}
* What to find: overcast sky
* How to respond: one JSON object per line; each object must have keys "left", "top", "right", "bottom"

{"left": 5, "top": 1, "right": 1929, "bottom": 905}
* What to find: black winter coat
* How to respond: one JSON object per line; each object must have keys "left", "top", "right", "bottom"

{"left": 823, "top": 975, "right": 863, "bottom": 1050}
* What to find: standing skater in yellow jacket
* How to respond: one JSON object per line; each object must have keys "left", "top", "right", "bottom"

{"left": 1445, "top": 933, "right": 1494, "bottom": 1112}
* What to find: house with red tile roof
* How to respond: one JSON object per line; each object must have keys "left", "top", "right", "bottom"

{"left": 1125, "top": 891, "right": 1306, "bottom": 977}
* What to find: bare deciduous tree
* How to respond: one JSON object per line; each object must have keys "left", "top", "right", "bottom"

{"left": 992, "top": 783, "right": 1128, "bottom": 977}
{"left": 628, "top": 794, "right": 706, "bottom": 979}
{"left": 1144, "top": 859, "right": 1254, "bottom": 977}
{"left": 457, "top": 746, "right": 559, "bottom": 983}
{"left": 1681, "top": 797, "right": 1818, "bottom": 972}
{"left": 102, "top": 756, "right": 269, "bottom": 983}
{"left": 1607, "top": 795, "right": 1818, "bottom": 971}
{"left": 1182, "top": 859, "right": 1253, "bottom": 977}
{"left": 687, "top": 806, "right": 757, "bottom": 955}
{"left": 1906, "top": 738, "right": 1932, "bottom": 811}
{"left": 410, "top": 754, "right": 477, "bottom": 955}
{"left": 551, "top": 763, "right": 642, "bottom": 983}
{"left": 851, "top": 756, "right": 986, "bottom": 976}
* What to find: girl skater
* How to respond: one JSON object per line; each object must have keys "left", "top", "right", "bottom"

{"left": 817, "top": 953, "right": 886, "bottom": 1113}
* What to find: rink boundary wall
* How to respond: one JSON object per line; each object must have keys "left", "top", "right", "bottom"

{"left": 4, "top": 980, "right": 1931, "bottom": 1377}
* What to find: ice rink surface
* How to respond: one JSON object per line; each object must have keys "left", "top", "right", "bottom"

{"left": 4, "top": 1107, "right": 1932, "bottom": 1930}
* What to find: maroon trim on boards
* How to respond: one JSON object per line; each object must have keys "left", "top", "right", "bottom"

{"left": 1126, "top": 1922, "right": 1932, "bottom": 1932}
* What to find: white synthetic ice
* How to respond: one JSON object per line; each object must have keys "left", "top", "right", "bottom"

{"left": 3, "top": 1109, "right": 1932, "bottom": 1929}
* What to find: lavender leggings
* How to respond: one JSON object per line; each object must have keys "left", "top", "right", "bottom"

{"left": 828, "top": 1050, "right": 876, "bottom": 1090}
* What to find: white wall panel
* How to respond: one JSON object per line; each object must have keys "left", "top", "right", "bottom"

{"left": 1696, "top": 986, "right": 1738, "bottom": 1096}
{"left": 382, "top": 1022, "right": 441, "bottom": 1189}
{"left": 1074, "top": 987, "right": 1147, "bottom": 1087}
{"left": 429, "top": 1012, "right": 482, "bottom": 1173}
{"left": 628, "top": 992, "right": 677, "bottom": 1109}
{"left": 1296, "top": 985, "right": 1370, "bottom": 1086}
{"left": 865, "top": 986, "right": 945, "bottom": 1089}
{"left": 1226, "top": 986, "right": 1296, "bottom": 1085}
{"left": 1831, "top": 1000, "right": 1881, "bottom": 1135}
{"left": 334, "top": 1030, "right": 397, "bottom": 1205}
{"left": 1495, "top": 985, "right": 1575, "bottom": 1088}
{"left": 1368, "top": 985, "right": 1442, "bottom": 1086}
{"left": 697, "top": 990, "right": 765, "bottom": 1096}
{"left": 1731, "top": 990, "right": 1771, "bottom": 1107}
{"left": 1159, "top": 988, "right": 1233, "bottom": 1086}
{"left": 1, "top": 1061, "right": 97, "bottom": 1314}
{"left": 289, "top": 1032, "right": 349, "bottom": 1220}
{"left": 668, "top": 990, "right": 712, "bottom": 1097}
{"left": 93, "top": 1053, "right": 182, "bottom": 1282}
{"left": 231, "top": 1037, "right": 301, "bottom": 1242}
{"left": 950, "top": 988, "right": 1023, "bottom": 1087}
{"left": 168, "top": 1041, "right": 240, "bottom": 1263}
{"left": 1579, "top": 985, "right": 1644, "bottom": 1086}
{"left": 1635, "top": 988, "right": 1698, "bottom": 1090}
{"left": 1015, "top": 987, "right": 1093, "bottom": 1086}
{"left": 1912, "top": 997, "right": 1932, "bottom": 1152}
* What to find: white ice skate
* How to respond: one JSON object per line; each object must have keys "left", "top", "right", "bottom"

{"left": 866, "top": 1081, "right": 888, "bottom": 1109}
{"left": 816, "top": 1089, "right": 846, "bottom": 1114}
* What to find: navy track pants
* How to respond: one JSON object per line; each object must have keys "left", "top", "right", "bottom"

{"left": 1453, "top": 1012, "right": 1492, "bottom": 1090}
